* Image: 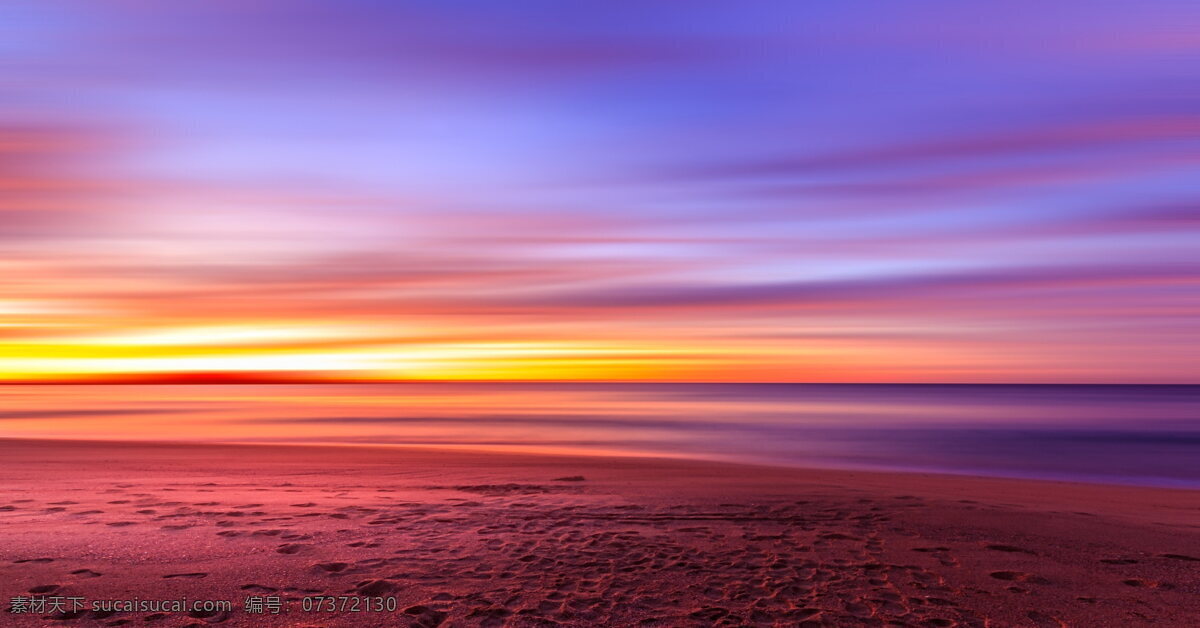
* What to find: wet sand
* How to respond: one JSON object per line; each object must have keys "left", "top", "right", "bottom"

{"left": 1, "top": 438, "right": 1198, "bottom": 626}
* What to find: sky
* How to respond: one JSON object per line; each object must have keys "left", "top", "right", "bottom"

{"left": 0, "top": 0, "right": 1196, "bottom": 383}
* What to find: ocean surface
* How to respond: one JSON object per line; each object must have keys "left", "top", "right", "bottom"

{"left": 2, "top": 383, "right": 1197, "bottom": 488}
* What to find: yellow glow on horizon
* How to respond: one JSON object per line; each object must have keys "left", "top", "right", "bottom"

{"left": 0, "top": 332, "right": 820, "bottom": 381}
{"left": 0, "top": 310, "right": 988, "bottom": 383}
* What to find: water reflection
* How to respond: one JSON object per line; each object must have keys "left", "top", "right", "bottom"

{"left": 1, "top": 384, "right": 1196, "bottom": 487}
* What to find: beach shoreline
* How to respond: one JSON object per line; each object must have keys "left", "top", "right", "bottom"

{"left": 1, "top": 438, "right": 1197, "bottom": 626}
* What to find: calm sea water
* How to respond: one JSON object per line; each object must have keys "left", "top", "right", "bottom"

{"left": 2, "top": 384, "right": 1197, "bottom": 488}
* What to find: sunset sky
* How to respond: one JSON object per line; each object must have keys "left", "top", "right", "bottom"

{"left": 1, "top": 1, "right": 1196, "bottom": 383}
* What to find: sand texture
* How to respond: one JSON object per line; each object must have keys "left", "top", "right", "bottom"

{"left": 1, "top": 439, "right": 1198, "bottom": 627}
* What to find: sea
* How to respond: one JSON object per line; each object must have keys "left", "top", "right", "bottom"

{"left": 2, "top": 383, "right": 1196, "bottom": 488}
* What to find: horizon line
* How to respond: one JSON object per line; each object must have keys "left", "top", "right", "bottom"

{"left": 0, "top": 377, "right": 1193, "bottom": 387}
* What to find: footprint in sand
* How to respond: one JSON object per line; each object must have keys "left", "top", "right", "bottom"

{"left": 991, "top": 571, "right": 1050, "bottom": 585}
{"left": 70, "top": 569, "right": 102, "bottom": 578}
{"left": 276, "top": 543, "right": 308, "bottom": 554}
{"left": 240, "top": 584, "right": 279, "bottom": 593}
{"left": 28, "top": 584, "right": 61, "bottom": 594}
{"left": 353, "top": 579, "right": 397, "bottom": 596}
{"left": 314, "top": 562, "right": 350, "bottom": 573}
{"left": 1026, "top": 610, "right": 1067, "bottom": 627}
{"left": 1122, "top": 578, "right": 1163, "bottom": 588}
{"left": 186, "top": 608, "right": 230, "bottom": 623}
{"left": 14, "top": 558, "right": 54, "bottom": 564}
{"left": 163, "top": 572, "right": 208, "bottom": 579}
{"left": 984, "top": 544, "right": 1036, "bottom": 555}
{"left": 819, "top": 532, "right": 861, "bottom": 541}
{"left": 403, "top": 604, "right": 448, "bottom": 626}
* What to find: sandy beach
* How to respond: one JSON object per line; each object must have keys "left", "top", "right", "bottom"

{"left": 1, "top": 438, "right": 1197, "bottom": 627}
